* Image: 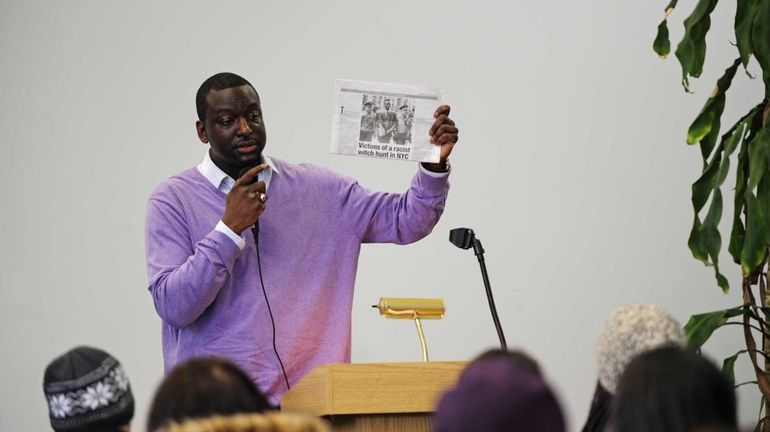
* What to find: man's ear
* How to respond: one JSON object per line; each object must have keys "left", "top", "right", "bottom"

{"left": 196, "top": 120, "right": 209, "bottom": 143}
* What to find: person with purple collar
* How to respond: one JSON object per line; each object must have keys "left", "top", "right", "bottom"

{"left": 144, "top": 72, "right": 459, "bottom": 406}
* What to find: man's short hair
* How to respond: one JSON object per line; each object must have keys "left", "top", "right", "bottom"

{"left": 196, "top": 73, "right": 255, "bottom": 122}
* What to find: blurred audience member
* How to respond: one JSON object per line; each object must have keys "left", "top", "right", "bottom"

{"left": 583, "top": 303, "right": 685, "bottom": 432}
{"left": 689, "top": 428, "right": 739, "bottom": 432}
{"left": 155, "top": 413, "right": 329, "bottom": 432}
{"left": 43, "top": 346, "right": 134, "bottom": 432}
{"left": 471, "top": 348, "right": 541, "bottom": 375}
{"left": 612, "top": 345, "right": 736, "bottom": 432}
{"left": 147, "top": 357, "right": 271, "bottom": 431}
{"left": 433, "top": 348, "right": 565, "bottom": 432}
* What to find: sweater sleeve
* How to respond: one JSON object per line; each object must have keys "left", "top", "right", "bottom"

{"left": 340, "top": 167, "right": 450, "bottom": 244}
{"left": 145, "top": 196, "right": 242, "bottom": 329}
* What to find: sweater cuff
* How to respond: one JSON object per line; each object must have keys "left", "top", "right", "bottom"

{"left": 215, "top": 220, "right": 246, "bottom": 250}
{"left": 415, "top": 163, "right": 451, "bottom": 195}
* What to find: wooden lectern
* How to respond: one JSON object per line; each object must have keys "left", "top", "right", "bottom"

{"left": 281, "top": 362, "right": 466, "bottom": 432}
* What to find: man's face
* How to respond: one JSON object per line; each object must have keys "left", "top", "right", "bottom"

{"left": 196, "top": 85, "right": 267, "bottom": 170}
{"left": 384, "top": 99, "right": 391, "bottom": 110}
{"left": 365, "top": 104, "right": 372, "bottom": 114}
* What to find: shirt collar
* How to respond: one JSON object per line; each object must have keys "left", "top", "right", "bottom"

{"left": 197, "top": 151, "right": 279, "bottom": 194}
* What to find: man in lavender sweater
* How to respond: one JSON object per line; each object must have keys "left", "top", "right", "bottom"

{"left": 145, "top": 73, "right": 459, "bottom": 405}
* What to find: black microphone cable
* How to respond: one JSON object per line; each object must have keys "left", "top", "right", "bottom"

{"left": 238, "top": 166, "right": 290, "bottom": 391}
{"left": 252, "top": 223, "right": 291, "bottom": 391}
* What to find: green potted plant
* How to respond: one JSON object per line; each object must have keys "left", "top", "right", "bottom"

{"left": 653, "top": 0, "right": 770, "bottom": 427}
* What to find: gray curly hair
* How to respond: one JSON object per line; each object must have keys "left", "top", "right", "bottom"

{"left": 596, "top": 304, "right": 685, "bottom": 393}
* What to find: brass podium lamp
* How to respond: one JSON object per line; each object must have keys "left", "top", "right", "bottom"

{"left": 373, "top": 298, "right": 445, "bottom": 362}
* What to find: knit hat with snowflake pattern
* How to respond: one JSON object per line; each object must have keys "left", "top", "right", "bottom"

{"left": 43, "top": 346, "right": 134, "bottom": 431}
{"left": 596, "top": 303, "right": 685, "bottom": 394}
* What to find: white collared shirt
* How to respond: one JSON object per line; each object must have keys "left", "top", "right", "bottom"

{"left": 197, "top": 152, "right": 280, "bottom": 249}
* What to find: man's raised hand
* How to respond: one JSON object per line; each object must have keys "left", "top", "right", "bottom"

{"left": 222, "top": 164, "right": 268, "bottom": 234}
{"left": 428, "top": 105, "right": 459, "bottom": 167}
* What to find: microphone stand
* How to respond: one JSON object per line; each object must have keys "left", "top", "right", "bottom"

{"left": 472, "top": 238, "right": 507, "bottom": 351}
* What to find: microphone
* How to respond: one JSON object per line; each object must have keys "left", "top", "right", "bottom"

{"left": 449, "top": 228, "right": 507, "bottom": 350}
{"left": 238, "top": 167, "right": 260, "bottom": 236}
{"left": 449, "top": 227, "right": 484, "bottom": 256}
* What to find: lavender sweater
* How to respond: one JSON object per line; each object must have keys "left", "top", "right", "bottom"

{"left": 145, "top": 158, "right": 449, "bottom": 404}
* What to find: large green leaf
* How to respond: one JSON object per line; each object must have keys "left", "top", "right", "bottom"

{"left": 735, "top": 0, "right": 758, "bottom": 68}
{"left": 689, "top": 215, "right": 709, "bottom": 263}
{"left": 748, "top": 125, "right": 770, "bottom": 191}
{"left": 726, "top": 107, "right": 763, "bottom": 265}
{"left": 688, "top": 106, "right": 718, "bottom": 146}
{"left": 714, "top": 268, "right": 729, "bottom": 291}
{"left": 686, "top": 59, "right": 742, "bottom": 167}
{"left": 759, "top": 172, "right": 770, "bottom": 245}
{"left": 691, "top": 152, "right": 722, "bottom": 212}
{"left": 741, "top": 189, "right": 769, "bottom": 275}
{"left": 686, "top": 63, "right": 744, "bottom": 280}
{"left": 703, "top": 188, "right": 724, "bottom": 239}
{"left": 674, "top": 0, "right": 719, "bottom": 91}
{"left": 717, "top": 143, "right": 733, "bottom": 185}
{"left": 654, "top": 20, "right": 671, "bottom": 58}
{"left": 702, "top": 188, "right": 728, "bottom": 291}
{"left": 722, "top": 119, "right": 750, "bottom": 157}
{"left": 728, "top": 206, "right": 746, "bottom": 265}
{"left": 689, "top": 143, "right": 721, "bottom": 265}
{"left": 723, "top": 350, "right": 743, "bottom": 384}
{"left": 727, "top": 117, "right": 756, "bottom": 264}
{"left": 752, "top": 0, "right": 770, "bottom": 97}
{"left": 684, "top": 306, "right": 745, "bottom": 349}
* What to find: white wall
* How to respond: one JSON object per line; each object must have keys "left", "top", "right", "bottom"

{"left": 0, "top": 0, "right": 763, "bottom": 430}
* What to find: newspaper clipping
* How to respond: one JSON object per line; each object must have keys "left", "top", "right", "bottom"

{"left": 330, "top": 79, "right": 443, "bottom": 163}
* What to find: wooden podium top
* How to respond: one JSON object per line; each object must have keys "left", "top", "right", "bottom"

{"left": 281, "top": 361, "right": 467, "bottom": 416}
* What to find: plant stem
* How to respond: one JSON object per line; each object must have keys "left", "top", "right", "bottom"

{"left": 763, "top": 268, "right": 770, "bottom": 432}
{"left": 737, "top": 380, "right": 760, "bottom": 389}
{"left": 759, "top": 99, "right": 770, "bottom": 432}
{"left": 722, "top": 321, "right": 770, "bottom": 339}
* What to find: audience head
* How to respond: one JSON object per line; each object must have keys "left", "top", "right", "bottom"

{"left": 43, "top": 346, "right": 134, "bottom": 432}
{"left": 596, "top": 303, "right": 685, "bottom": 394}
{"left": 155, "top": 413, "right": 330, "bottom": 432}
{"left": 147, "top": 357, "right": 271, "bottom": 432}
{"left": 433, "top": 348, "right": 565, "bottom": 432}
{"left": 471, "top": 348, "right": 541, "bottom": 375}
{"left": 582, "top": 303, "right": 684, "bottom": 432}
{"left": 612, "top": 345, "right": 737, "bottom": 432}
{"left": 581, "top": 381, "right": 612, "bottom": 432}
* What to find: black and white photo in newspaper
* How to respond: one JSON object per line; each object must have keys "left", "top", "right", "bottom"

{"left": 330, "top": 79, "right": 442, "bottom": 163}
